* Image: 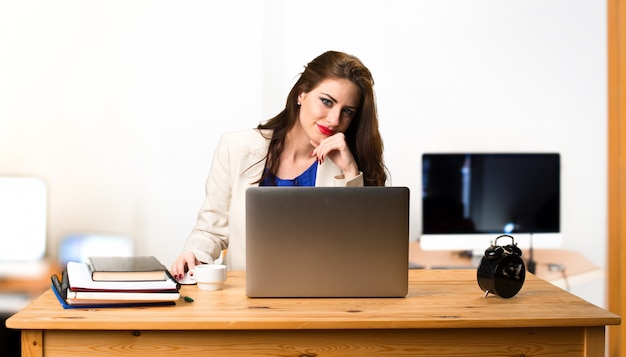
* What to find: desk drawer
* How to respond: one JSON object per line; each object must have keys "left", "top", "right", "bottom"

{"left": 39, "top": 327, "right": 598, "bottom": 356}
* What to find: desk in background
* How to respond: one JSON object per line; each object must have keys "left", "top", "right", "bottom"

{"left": 7, "top": 270, "right": 620, "bottom": 357}
{"left": 409, "top": 241, "right": 603, "bottom": 290}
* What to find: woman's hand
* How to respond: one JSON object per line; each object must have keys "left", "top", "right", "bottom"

{"left": 170, "top": 251, "right": 200, "bottom": 280}
{"left": 311, "top": 133, "right": 359, "bottom": 179}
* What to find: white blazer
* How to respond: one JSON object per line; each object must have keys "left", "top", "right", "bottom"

{"left": 182, "top": 129, "right": 364, "bottom": 270}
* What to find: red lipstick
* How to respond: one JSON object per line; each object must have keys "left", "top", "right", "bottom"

{"left": 317, "top": 124, "right": 335, "bottom": 136}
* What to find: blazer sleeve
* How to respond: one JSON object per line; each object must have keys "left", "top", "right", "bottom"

{"left": 332, "top": 172, "right": 364, "bottom": 187}
{"left": 316, "top": 159, "right": 364, "bottom": 187}
{"left": 181, "top": 134, "right": 233, "bottom": 265}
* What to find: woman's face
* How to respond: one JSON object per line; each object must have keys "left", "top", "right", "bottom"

{"left": 297, "top": 78, "right": 360, "bottom": 145}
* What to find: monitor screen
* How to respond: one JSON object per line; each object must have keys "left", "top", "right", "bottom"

{"left": 420, "top": 153, "right": 561, "bottom": 252}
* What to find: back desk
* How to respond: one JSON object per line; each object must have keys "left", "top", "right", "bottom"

{"left": 7, "top": 270, "right": 620, "bottom": 356}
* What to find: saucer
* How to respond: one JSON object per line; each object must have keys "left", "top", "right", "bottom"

{"left": 177, "top": 272, "right": 196, "bottom": 285}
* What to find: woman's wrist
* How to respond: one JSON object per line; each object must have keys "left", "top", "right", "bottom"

{"left": 343, "top": 164, "right": 360, "bottom": 179}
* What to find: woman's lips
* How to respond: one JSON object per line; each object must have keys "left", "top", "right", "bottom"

{"left": 317, "top": 124, "right": 335, "bottom": 136}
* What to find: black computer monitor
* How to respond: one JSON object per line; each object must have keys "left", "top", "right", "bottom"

{"left": 420, "top": 153, "right": 561, "bottom": 252}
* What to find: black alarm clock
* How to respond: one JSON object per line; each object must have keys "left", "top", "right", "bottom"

{"left": 476, "top": 234, "right": 526, "bottom": 298}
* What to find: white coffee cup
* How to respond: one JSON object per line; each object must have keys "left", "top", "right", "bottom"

{"left": 191, "top": 264, "right": 227, "bottom": 291}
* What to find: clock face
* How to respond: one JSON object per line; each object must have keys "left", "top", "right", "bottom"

{"left": 477, "top": 254, "right": 526, "bottom": 298}
{"left": 492, "top": 255, "right": 526, "bottom": 297}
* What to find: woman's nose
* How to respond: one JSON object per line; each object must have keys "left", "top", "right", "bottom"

{"left": 326, "top": 109, "right": 341, "bottom": 127}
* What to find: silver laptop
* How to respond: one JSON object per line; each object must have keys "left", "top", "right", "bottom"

{"left": 245, "top": 186, "right": 410, "bottom": 298}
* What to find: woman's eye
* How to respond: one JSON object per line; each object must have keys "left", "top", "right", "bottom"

{"left": 321, "top": 98, "right": 332, "bottom": 106}
{"left": 342, "top": 108, "right": 354, "bottom": 116}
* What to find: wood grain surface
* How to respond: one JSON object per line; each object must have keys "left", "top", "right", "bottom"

{"left": 7, "top": 269, "right": 620, "bottom": 357}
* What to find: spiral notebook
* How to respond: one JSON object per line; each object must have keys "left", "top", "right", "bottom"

{"left": 245, "top": 186, "right": 410, "bottom": 298}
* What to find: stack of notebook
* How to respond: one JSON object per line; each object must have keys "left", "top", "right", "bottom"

{"left": 52, "top": 256, "right": 180, "bottom": 308}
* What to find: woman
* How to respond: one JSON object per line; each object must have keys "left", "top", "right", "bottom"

{"left": 171, "top": 50, "right": 387, "bottom": 278}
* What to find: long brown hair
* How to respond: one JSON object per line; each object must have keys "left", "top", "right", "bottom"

{"left": 257, "top": 51, "right": 387, "bottom": 186}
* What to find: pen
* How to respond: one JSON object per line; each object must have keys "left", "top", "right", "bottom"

{"left": 181, "top": 296, "right": 194, "bottom": 303}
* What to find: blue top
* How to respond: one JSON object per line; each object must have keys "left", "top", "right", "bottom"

{"left": 260, "top": 162, "right": 318, "bottom": 186}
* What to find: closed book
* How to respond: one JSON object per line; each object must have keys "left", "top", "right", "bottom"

{"left": 66, "top": 262, "right": 179, "bottom": 292}
{"left": 51, "top": 282, "right": 176, "bottom": 309}
{"left": 65, "top": 290, "right": 180, "bottom": 305}
{"left": 53, "top": 263, "right": 179, "bottom": 309}
{"left": 87, "top": 256, "right": 168, "bottom": 281}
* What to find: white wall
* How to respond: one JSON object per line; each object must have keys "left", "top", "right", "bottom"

{"left": 0, "top": 1, "right": 607, "bottom": 306}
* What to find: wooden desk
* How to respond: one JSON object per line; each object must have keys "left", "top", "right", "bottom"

{"left": 7, "top": 270, "right": 620, "bottom": 357}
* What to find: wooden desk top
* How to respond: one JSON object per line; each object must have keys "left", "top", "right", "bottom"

{"left": 7, "top": 270, "right": 620, "bottom": 331}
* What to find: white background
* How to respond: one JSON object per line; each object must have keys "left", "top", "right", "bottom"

{"left": 0, "top": 1, "right": 607, "bottom": 306}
